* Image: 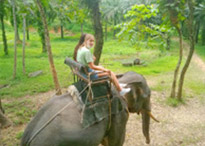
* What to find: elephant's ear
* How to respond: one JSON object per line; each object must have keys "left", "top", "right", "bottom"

{"left": 129, "top": 81, "right": 150, "bottom": 99}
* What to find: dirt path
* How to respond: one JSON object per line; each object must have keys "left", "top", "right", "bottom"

{"left": 124, "top": 39, "right": 205, "bottom": 146}
{"left": 1, "top": 88, "right": 204, "bottom": 146}
{"left": 193, "top": 54, "right": 205, "bottom": 72}
{"left": 124, "top": 91, "right": 205, "bottom": 146}
{"left": 181, "top": 39, "right": 205, "bottom": 72}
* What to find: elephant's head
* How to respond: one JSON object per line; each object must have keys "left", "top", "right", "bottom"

{"left": 118, "top": 71, "right": 159, "bottom": 144}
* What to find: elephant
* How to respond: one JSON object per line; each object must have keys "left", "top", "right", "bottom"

{"left": 21, "top": 71, "right": 158, "bottom": 146}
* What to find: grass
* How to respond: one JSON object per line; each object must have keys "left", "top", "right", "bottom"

{"left": 195, "top": 44, "right": 205, "bottom": 61}
{"left": 0, "top": 28, "right": 204, "bottom": 99}
{"left": 165, "top": 97, "right": 185, "bottom": 107}
{"left": 0, "top": 22, "right": 205, "bottom": 146}
{"left": 0, "top": 29, "right": 182, "bottom": 99}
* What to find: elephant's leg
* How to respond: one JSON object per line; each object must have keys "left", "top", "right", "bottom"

{"left": 107, "top": 110, "right": 128, "bottom": 146}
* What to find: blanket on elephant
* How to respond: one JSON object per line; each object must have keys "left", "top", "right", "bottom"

{"left": 67, "top": 81, "right": 124, "bottom": 128}
{"left": 73, "top": 80, "right": 110, "bottom": 103}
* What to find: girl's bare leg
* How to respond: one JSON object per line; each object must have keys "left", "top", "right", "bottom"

{"left": 98, "top": 71, "right": 122, "bottom": 92}
{"left": 109, "top": 71, "right": 122, "bottom": 91}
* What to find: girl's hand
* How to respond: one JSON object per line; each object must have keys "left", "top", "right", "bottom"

{"left": 104, "top": 69, "right": 110, "bottom": 73}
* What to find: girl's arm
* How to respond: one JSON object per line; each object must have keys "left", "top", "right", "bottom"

{"left": 88, "top": 62, "right": 109, "bottom": 72}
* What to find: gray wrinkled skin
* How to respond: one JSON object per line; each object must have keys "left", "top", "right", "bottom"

{"left": 21, "top": 71, "right": 151, "bottom": 146}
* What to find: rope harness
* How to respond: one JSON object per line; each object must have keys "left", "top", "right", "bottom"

{"left": 27, "top": 80, "right": 112, "bottom": 145}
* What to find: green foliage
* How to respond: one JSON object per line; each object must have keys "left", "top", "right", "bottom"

{"left": 0, "top": 31, "right": 74, "bottom": 98}
{"left": 166, "top": 97, "right": 184, "bottom": 107}
{"left": 3, "top": 98, "right": 37, "bottom": 125}
{"left": 49, "top": 0, "right": 75, "bottom": 23}
{"left": 116, "top": 4, "right": 173, "bottom": 50}
{"left": 16, "top": 131, "right": 24, "bottom": 139}
{"left": 195, "top": 44, "right": 205, "bottom": 61}
{"left": 158, "top": 0, "right": 186, "bottom": 25}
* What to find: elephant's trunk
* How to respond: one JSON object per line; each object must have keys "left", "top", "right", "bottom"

{"left": 141, "top": 109, "right": 150, "bottom": 144}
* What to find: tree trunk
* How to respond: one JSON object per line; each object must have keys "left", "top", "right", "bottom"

{"left": 195, "top": 20, "right": 200, "bottom": 43}
{"left": 60, "top": 19, "right": 64, "bottom": 39}
{"left": 12, "top": 0, "right": 17, "bottom": 79}
{"left": 91, "top": 1, "right": 104, "bottom": 65}
{"left": 81, "top": 23, "right": 83, "bottom": 35}
{"left": 177, "top": 0, "right": 195, "bottom": 100}
{"left": 113, "top": 16, "right": 117, "bottom": 39}
{"left": 0, "top": 6, "right": 8, "bottom": 55}
{"left": 22, "top": 15, "right": 26, "bottom": 75}
{"left": 105, "top": 19, "right": 107, "bottom": 41}
{"left": 170, "top": 27, "right": 183, "bottom": 98}
{"left": 41, "top": 32, "right": 46, "bottom": 53}
{"left": 26, "top": 18, "right": 29, "bottom": 40}
{"left": 166, "top": 34, "right": 171, "bottom": 50}
{"left": 202, "top": 22, "right": 205, "bottom": 46}
{"left": 37, "top": 11, "right": 46, "bottom": 53}
{"left": 16, "top": 25, "right": 21, "bottom": 42}
{"left": 36, "top": 0, "right": 62, "bottom": 95}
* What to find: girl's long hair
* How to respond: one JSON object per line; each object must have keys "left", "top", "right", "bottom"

{"left": 73, "top": 33, "right": 94, "bottom": 61}
{"left": 73, "top": 34, "right": 87, "bottom": 61}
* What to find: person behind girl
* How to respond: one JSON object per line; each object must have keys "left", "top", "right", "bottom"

{"left": 73, "top": 33, "right": 130, "bottom": 96}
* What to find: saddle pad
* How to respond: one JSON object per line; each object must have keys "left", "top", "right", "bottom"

{"left": 67, "top": 83, "right": 125, "bottom": 128}
{"left": 73, "top": 80, "right": 110, "bottom": 104}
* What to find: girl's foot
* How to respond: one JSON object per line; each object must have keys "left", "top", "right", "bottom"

{"left": 119, "top": 83, "right": 127, "bottom": 88}
{"left": 120, "top": 88, "right": 131, "bottom": 96}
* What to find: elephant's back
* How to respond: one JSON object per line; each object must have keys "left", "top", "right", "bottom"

{"left": 21, "top": 93, "right": 82, "bottom": 146}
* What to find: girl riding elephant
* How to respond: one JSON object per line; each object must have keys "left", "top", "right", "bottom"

{"left": 73, "top": 33, "right": 130, "bottom": 96}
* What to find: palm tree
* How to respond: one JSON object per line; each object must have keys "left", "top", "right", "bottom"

{"left": 101, "top": 0, "right": 136, "bottom": 39}
{"left": 50, "top": 0, "right": 73, "bottom": 39}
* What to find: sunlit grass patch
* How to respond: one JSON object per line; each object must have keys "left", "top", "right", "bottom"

{"left": 3, "top": 99, "right": 37, "bottom": 125}
{"left": 195, "top": 44, "right": 205, "bottom": 61}
{"left": 165, "top": 97, "right": 185, "bottom": 107}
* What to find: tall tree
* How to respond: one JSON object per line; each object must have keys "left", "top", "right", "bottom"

{"left": 160, "top": 0, "right": 186, "bottom": 98}
{"left": 22, "top": 14, "right": 26, "bottom": 75}
{"left": 12, "top": 0, "right": 18, "bottom": 79}
{"left": 84, "top": 0, "right": 104, "bottom": 65}
{"left": 26, "top": 17, "right": 30, "bottom": 40}
{"left": 177, "top": 0, "right": 196, "bottom": 100}
{"left": 36, "top": 11, "right": 47, "bottom": 53}
{"left": 0, "top": 0, "right": 8, "bottom": 55}
{"left": 9, "top": 6, "right": 21, "bottom": 43}
{"left": 35, "top": 0, "right": 62, "bottom": 95}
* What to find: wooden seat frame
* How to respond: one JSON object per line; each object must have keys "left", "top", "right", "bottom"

{"left": 64, "top": 57, "right": 111, "bottom": 85}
